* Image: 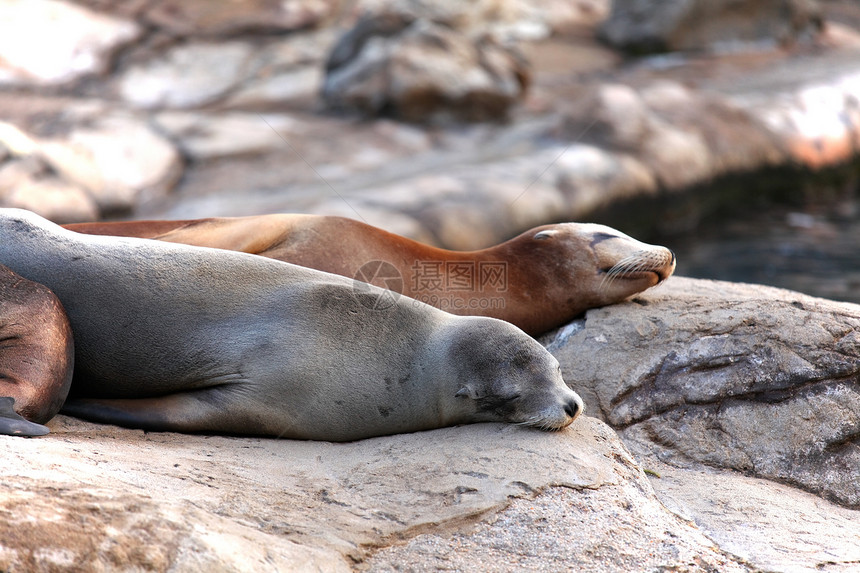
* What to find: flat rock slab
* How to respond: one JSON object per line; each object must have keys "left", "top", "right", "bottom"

{"left": 364, "top": 481, "right": 750, "bottom": 572}
{"left": 638, "top": 455, "right": 860, "bottom": 573}
{"left": 0, "top": 0, "right": 140, "bottom": 86}
{"left": 1, "top": 415, "right": 707, "bottom": 571}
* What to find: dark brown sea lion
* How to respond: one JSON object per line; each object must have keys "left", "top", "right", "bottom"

{"left": 0, "top": 264, "right": 74, "bottom": 436}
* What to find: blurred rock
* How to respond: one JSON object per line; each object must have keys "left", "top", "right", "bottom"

{"left": 357, "top": 0, "right": 611, "bottom": 41}
{"left": 153, "top": 112, "right": 305, "bottom": 160}
{"left": 0, "top": 0, "right": 140, "bottom": 86}
{"left": 0, "top": 155, "right": 99, "bottom": 222}
{"left": 119, "top": 41, "right": 255, "bottom": 109}
{"left": 226, "top": 66, "right": 323, "bottom": 110}
{"left": 559, "top": 81, "right": 785, "bottom": 190}
{"left": 553, "top": 144, "right": 659, "bottom": 211}
{"left": 322, "top": 15, "right": 529, "bottom": 122}
{"left": 0, "top": 155, "right": 43, "bottom": 190}
{"left": 1, "top": 176, "right": 99, "bottom": 223}
{"left": 143, "top": 0, "right": 335, "bottom": 37}
{"left": 600, "top": 0, "right": 824, "bottom": 54}
{"left": 221, "top": 29, "right": 336, "bottom": 109}
{"left": 543, "top": 276, "right": 860, "bottom": 508}
{"left": 36, "top": 113, "right": 183, "bottom": 214}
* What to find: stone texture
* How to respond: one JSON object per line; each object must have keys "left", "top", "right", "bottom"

{"left": 143, "top": 0, "right": 335, "bottom": 37}
{"left": 0, "top": 0, "right": 140, "bottom": 86}
{"left": 558, "top": 82, "right": 783, "bottom": 191}
{"left": 226, "top": 65, "right": 323, "bottom": 109}
{"left": 636, "top": 456, "right": 860, "bottom": 573}
{"left": 36, "top": 114, "right": 183, "bottom": 214}
{"left": 357, "top": 0, "right": 611, "bottom": 40}
{"left": 365, "top": 483, "right": 750, "bottom": 572}
{"left": 543, "top": 276, "right": 860, "bottom": 508}
{"left": 323, "top": 16, "right": 529, "bottom": 122}
{"left": 739, "top": 71, "right": 860, "bottom": 168}
{"left": 2, "top": 175, "right": 99, "bottom": 224}
{"left": 600, "top": 0, "right": 824, "bottom": 54}
{"left": 1, "top": 415, "right": 695, "bottom": 571}
{"left": 0, "top": 154, "right": 99, "bottom": 222}
{"left": 119, "top": 41, "right": 255, "bottom": 109}
{"left": 152, "top": 112, "right": 304, "bottom": 160}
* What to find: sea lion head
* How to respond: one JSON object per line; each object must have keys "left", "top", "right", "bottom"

{"left": 529, "top": 223, "right": 675, "bottom": 308}
{"left": 440, "top": 318, "right": 584, "bottom": 431}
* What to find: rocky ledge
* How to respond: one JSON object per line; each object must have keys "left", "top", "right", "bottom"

{"left": 4, "top": 276, "right": 860, "bottom": 572}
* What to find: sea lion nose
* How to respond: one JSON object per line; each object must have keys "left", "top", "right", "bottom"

{"left": 564, "top": 394, "right": 584, "bottom": 420}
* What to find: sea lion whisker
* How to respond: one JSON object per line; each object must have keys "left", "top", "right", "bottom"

{"left": 601, "top": 254, "right": 644, "bottom": 289}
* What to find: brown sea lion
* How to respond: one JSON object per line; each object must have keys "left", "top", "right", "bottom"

{"left": 65, "top": 214, "right": 676, "bottom": 335}
{"left": 2, "top": 209, "right": 583, "bottom": 440}
{"left": 0, "top": 264, "right": 74, "bottom": 436}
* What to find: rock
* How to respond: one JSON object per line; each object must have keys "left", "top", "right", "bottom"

{"left": 0, "top": 100, "right": 183, "bottom": 217}
{"left": 152, "top": 112, "right": 304, "bottom": 160}
{"left": 543, "top": 276, "right": 860, "bottom": 508}
{"left": 223, "top": 28, "right": 339, "bottom": 110}
{"left": 558, "top": 82, "right": 786, "bottom": 190}
{"left": 357, "top": 0, "right": 611, "bottom": 41}
{"left": 0, "top": 173, "right": 98, "bottom": 224}
{"left": 365, "top": 483, "right": 750, "bottom": 572}
{"left": 552, "top": 144, "right": 658, "bottom": 213}
{"left": 0, "top": 0, "right": 140, "bottom": 86}
{"left": 636, "top": 456, "right": 860, "bottom": 572}
{"left": 742, "top": 78, "right": 860, "bottom": 169}
{"left": 600, "top": 0, "right": 824, "bottom": 54}
{"left": 143, "top": 0, "right": 335, "bottom": 37}
{"left": 0, "top": 415, "right": 713, "bottom": 571}
{"left": 225, "top": 65, "right": 324, "bottom": 110}
{"left": 36, "top": 114, "right": 183, "bottom": 214}
{"left": 0, "top": 155, "right": 44, "bottom": 191}
{"left": 639, "top": 81, "right": 786, "bottom": 174}
{"left": 0, "top": 154, "right": 99, "bottom": 222}
{"left": 118, "top": 41, "right": 255, "bottom": 109}
{"left": 322, "top": 16, "right": 529, "bottom": 122}
{"left": 0, "top": 481, "right": 347, "bottom": 572}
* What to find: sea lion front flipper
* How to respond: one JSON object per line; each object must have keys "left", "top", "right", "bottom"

{"left": 61, "top": 393, "right": 228, "bottom": 434}
{"left": 0, "top": 396, "right": 50, "bottom": 437}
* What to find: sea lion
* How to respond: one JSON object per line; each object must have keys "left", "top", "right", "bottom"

{"left": 1, "top": 209, "right": 583, "bottom": 440}
{"left": 0, "top": 264, "right": 74, "bottom": 436}
{"left": 65, "top": 214, "right": 676, "bottom": 335}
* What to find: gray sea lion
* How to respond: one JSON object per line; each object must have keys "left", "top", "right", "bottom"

{"left": 0, "top": 264, "right": 74, "bottom": 436}
{"left": 65, "top": 215, "right": 676, "bottom": 335}
{"left": 1, "top": 209, "right": 583, "bottom": 440}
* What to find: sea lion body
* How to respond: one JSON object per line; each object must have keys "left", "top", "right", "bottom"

{"left": 66, "top": 214, "right": 676, "bottom": 335}
{"left": 1, "top": 209, "right": 582, "bottom": 440}
{"left": 0, "top": 264, "right": 74, "bottom": 436}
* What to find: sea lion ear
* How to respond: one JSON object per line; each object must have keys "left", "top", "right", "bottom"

{"left": 455, "top": 386, "right": 478, "bottom": 399}
{"left": 533, "top": 229, "right": 557, "bottom": 240}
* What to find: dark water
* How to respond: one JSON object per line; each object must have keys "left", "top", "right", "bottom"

{"left": 664, "top": 200, "right": 860, "bottom": 305}
{"left": 587, "top": 161, "right": 860, "bottom": 306}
